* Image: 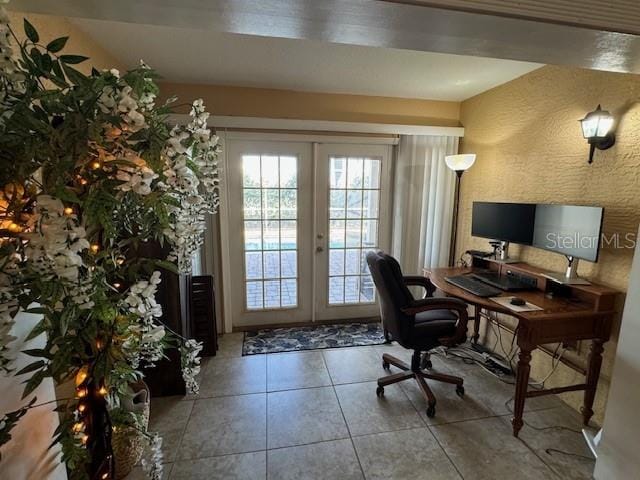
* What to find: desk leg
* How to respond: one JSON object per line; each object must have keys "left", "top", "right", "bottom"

{"left": 512, "top": 347, "right": 532, "bottom": 437}
{"left": 582, "top": 339, "right": 604, "bottom": 426}
{"left": 473, "top": 306, "right": 481, "bottom": 343}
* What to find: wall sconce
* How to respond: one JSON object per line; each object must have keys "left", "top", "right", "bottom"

{"left": 579, "top": 105, "right": 615, "bottom": 164}
{"left": 445, "top": 153, "right": 476, "bottom": 266}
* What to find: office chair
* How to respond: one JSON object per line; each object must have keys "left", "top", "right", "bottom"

{"left": 366, "top": 251, "right": 469, "bottom": 417}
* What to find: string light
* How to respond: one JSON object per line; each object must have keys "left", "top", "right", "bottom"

{"left": 90, "top": 244, "right": 100, "bottom": 254}
{"left": 75, "top": 368, "right": 88, "bottom": 386}
{"left": 7, "top": 222, "right": 22, "bottom": 233}
{"left": 64, "top": 207, "right": 74, "bottom": 215}
{"left": 96, "top": 339, "right": 104, "bottom": 350}
{"left": 79, "top": 178, "right": 88, "bottom": 186}
{"left": 113, "top": 282, "right": 121, "bottom": 289}
{"left": 101, "top": 473, "right": 109, "bottom": 480}
{"left": 73, "top": 422, "right": 84, "bottom": 433}
{"left": 77, "top": 387, "right": 88, "bottom": 398}
{"left": 116, "top": 257, "right": 125, "bottom": 266}
{"left": 98, "top": 386, "right": 108, "bottom": 396}
{"left": 78, "top": 403, "right": 86, "bottom": 413}
{"left": 91, "top": 161, "right": 101, "bottom": 170}
{"left": 80, "top": 433, "right": 89, "bottom": 445}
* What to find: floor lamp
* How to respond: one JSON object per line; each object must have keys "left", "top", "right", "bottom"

{"left": 445, "top": 154, "right": 476, "bottom": 266}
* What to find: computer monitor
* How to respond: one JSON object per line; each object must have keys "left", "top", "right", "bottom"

{"left": 471, "top": 202, "right": 536, "bottom": 245}
{"left": 532, "top": 204, "right": 604, "bottom": 263}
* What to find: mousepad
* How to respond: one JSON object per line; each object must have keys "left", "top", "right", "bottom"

{"left": 490, "top": 296, "right": 543, "bottom": 312}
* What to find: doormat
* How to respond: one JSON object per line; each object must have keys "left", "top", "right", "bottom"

{"left": 242, "top": 322, "right": 386, "bottom": 355}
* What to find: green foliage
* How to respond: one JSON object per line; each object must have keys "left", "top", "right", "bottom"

{"left": 0, "top": 17, "right": 190, "bottom": 479}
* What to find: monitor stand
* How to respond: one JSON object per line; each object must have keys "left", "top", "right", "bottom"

{"left": 493, "top": 241, "right": 520, "bottom": 264}
{"left": 542, "top": 256, "right": 591, "bottom": 285}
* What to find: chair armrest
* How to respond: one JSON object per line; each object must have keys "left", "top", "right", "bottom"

{"left": 401, "top": 297, "right": 469, "bottom": 346}
{"left": 403, "top": 275, "right": 436, "bottom": 298}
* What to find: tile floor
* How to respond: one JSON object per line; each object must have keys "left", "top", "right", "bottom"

{"left": 126, "top": 334, "right": 597, "bottom": 480}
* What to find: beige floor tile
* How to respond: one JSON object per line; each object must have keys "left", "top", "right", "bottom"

{"left": 400, "top": 377, "right": 494, "bottom": 426}
{"left": 499, "top": 406, "right": 595, "bottom": 480}
{"left": 439, "top": 354, "right": 562, "bottom": 415}
{"left": 198, "top": 354, "right": 266, "bottom": 397}
{"left": 267, "top": 386, "right": 349, "bottom": 448}
{"left": 431, "top": 416, "right": 559, "bottom": 480}
{"left": 148, "top": 397, "right": 194, "bottom": 463}
{"left": 214, "top": 332, "right": 245, "bottom": 358}
{"left": 169, "top": 451, "right": 266, "bottom": 480}
{"left": 353, "top": 428, "right": 462, "bottom": 480}
{"left": 267, "top": 351, "right": 332, "bottom": 391}
{"left": 178, "top": 394, "right": 266, "bottom": 460}
{"left": 267, "top": 439, "right": 364, "bottom": 480}
{"left": 335, "top": 381, "right": 424, "bottom": 436}
{"left": 323, "top": 347, "right": 383, "bottom": 385}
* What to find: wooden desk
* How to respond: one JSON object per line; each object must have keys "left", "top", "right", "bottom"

{"left": 425, "top": 263, "right": 617, "bottom": 437}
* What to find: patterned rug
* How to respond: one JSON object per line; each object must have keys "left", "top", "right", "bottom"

{"left": 242, "top": 322, "right": 386, "bottom": 355}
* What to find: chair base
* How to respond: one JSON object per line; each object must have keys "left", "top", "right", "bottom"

{"left": 376, "top": 352, "right": 464, "bottom": 418}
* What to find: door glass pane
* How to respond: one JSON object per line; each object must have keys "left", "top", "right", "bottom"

{"left": 261, "top": 156, "right": 279, "bottom": 187}
{"left": 246, "top": 281, "right": 263, "bottom": 310}
{"left": 347, "top": 158, "right": 363, "bottom": 188}
{"left": 242, "top": 154, "right": 298, "bottom": 309}
{"left": 281, "top": 279, "right": 297, "bottom": 307}
{"left": 245, "top": 252, "right": 262, "bottom": 280}
{"left": 363, "top": 159, "right": 381, "bottom": 189}
{"left": 330, "top": 157, "right": 346, "bottom": 188}
{"left": 329, "top": 220, "right": 345, "bottom": 248}
{"left": 330, "top": 190, "right": 346, "bottom": 219}
{"left": 280, "top": 189, "right": 297, "bottom": 219}
{"left": 243, "top": 156, "right": 261, "bottom": 187}
{"left": 328, "top": 155, "right": 382, "bottom": 305}
{"left": 346, "top": 190, "right": 362, "bottom": 218}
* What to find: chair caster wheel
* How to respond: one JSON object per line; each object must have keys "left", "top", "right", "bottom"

{"left": 426, "top": 405, "right": 436, "bottom": 418}
{"left": 456, "top": 385, "right": 465, "bottom": 397}
{"left": 376, "top": 386, "right": 385, "bottom": 397}
{"left": 382, "top": 360, "right": 390, "bottom": 370}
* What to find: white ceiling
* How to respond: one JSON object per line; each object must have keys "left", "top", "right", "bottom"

{"left": 70, "top": 18, "right": 541, "bottom": 101}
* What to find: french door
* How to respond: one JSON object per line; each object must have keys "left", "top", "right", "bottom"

{"left": 226, "top": 136, "right": 391, "bottom": 328}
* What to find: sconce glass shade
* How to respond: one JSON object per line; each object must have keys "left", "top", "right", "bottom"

{"left": 580, "top": 105, "right": 614, "bottom": 139}
{"left": 445, "top": 153, "right": 476, "bottom": 172}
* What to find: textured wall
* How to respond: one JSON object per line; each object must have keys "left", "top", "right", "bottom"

{"left": 458, "top": 64, "right": 640, "bottom": 423}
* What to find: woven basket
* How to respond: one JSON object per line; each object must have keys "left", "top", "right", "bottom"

{"left": 113, "top": 380, "right": 150, "bottom": 480}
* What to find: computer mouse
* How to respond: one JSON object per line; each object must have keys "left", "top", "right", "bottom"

{"left": 510, "top": 297, "right": 526, "bottom": 306}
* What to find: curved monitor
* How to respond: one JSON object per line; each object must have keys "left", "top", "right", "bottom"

{"left": 532, "top": 204, "right": 604, "bottom": 262}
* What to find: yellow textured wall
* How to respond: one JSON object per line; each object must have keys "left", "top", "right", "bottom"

{"left": 159, "top": 83, "right": 462, "bottom": 127}
{"left": 458, "top": 64, "right": 640, "bottom": 423}
{"left": 8, "top": 11, "right": 125, "bottom": 73}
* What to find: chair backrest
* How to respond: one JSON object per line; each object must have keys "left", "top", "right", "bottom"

{"left": 366, "top": 250, "right": 415, "bottom": 341}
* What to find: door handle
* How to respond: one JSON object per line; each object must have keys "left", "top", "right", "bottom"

{"left": 316, "top": 246, "right": 324, "bottom": 253}
{"left": 317, "top": 233, "right": 324, "bottom": 239}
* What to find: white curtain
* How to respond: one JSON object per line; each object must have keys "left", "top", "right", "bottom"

{"left": 391, "top": 135, "right": 458, "bottom": 273}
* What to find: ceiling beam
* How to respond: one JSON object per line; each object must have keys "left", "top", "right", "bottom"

{"left": 9, "top": 0, "right": 640, "bottom": 73}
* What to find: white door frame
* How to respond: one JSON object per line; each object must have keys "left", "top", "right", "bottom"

{"left": 314, "top": 143, "right": 393, "bottom": 321}
{"left": 218, "top": 131, "right": 397, "bottom": 332}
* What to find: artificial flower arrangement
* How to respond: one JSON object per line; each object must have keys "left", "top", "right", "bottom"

{"left": 0, "top": 6, "right": 220, "bottom": 479}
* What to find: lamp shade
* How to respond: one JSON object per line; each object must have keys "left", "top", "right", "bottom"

{"left": 580, "top": 105, "right": 614, "bottom": 139}
{"left": 445, "top": 153, "right": 476, "bottom": 172}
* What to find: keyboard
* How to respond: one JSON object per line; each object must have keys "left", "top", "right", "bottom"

{"left": 444, "top": 275, "right": 503, "bottom": 297}
{"left": 471, "top": 272, "right": 533, "bottom": 291}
